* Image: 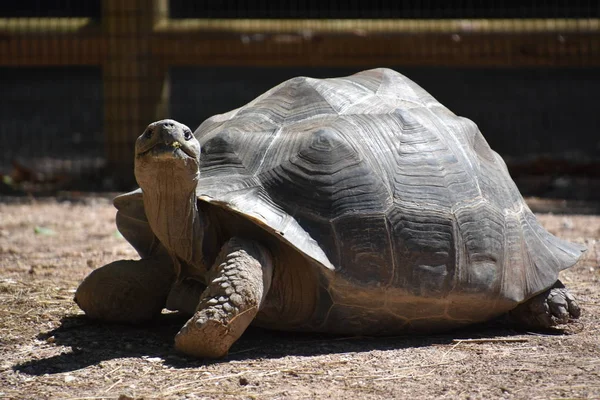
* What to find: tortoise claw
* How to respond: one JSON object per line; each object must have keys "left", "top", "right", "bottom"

{"left": 510, "top": 280, "right": 581, "bottom": 330}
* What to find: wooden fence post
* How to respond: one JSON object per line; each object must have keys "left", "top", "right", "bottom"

{"left": 102, "top": 0, "right": 169, "bottom": 188}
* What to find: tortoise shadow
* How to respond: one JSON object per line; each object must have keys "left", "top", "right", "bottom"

{"left": 14, "top": 313, "right": 566, "bottom": 375}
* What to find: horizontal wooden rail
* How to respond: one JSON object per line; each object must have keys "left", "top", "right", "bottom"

{"left": 1, "top": 18, "right": 598, "bottom": 68}
{"left": 0, "top": 17, "right": 94, "bottom": 33}
{"left": 155, "top": 18, "right": 600, "bottom": 34}
{"left": 149, "top": 31, "right": 600, "bottom": 68}
{"left": 2, "top": 17, "right": 597, "bottom": 34}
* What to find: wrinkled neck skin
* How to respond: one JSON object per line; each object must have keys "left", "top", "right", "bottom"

{"left": 135, "top": 158, "right": 207, "bottom": 280}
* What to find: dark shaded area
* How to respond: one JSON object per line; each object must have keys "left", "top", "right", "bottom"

{"left": 1, "top": 0, "right": 595, "bottom": 20}
{"left": 2, "top": 0, "right": 596, "bottom": 20}
{"left": 0, "top": 67, "right": 103, "bottom": 161}
{"left": 15, "top": 313, "right": 549, "bottom": 374}
{"left": 0, "top": 0, "right": 101, "bottom": 18}
{"left": 0, "top": 67, "right": 106, "bottom": 191}
{"left": 169, "top": 0, "right": 599, "bottom": 19}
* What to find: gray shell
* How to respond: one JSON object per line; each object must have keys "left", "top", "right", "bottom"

{"left": 194, "top": 68, "right": 584, "bottom": 310}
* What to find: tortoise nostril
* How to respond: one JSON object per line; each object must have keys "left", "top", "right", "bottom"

{"left": 162, "top": 122, "right": 175, "bottom": 129}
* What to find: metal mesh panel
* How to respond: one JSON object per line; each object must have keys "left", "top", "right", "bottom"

{"left": 0, "top": 0, "right": 599, "bottom": 196}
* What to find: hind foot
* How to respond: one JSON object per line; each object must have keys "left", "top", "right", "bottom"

{"left": 75, "top": 257, "right": 175, "bottom": 324}
{"left": 510, "top": 280, "right": 581, "bottom": 330}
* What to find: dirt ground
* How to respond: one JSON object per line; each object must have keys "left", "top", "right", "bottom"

{"left": 0, "top": 195, "right": 599, "bottom": 400}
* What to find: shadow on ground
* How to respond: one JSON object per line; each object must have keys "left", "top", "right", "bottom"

{"left": 14, "top": 312, "right": 563, "bottom": 375}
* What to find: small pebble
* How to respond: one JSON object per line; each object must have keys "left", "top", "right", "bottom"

{"left": 561, "top": 218, "right": 574, "bottom": 230}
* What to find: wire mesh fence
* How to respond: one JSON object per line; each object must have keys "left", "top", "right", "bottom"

{"left": 0, "top": 0, "right": 599, "bottom": 196}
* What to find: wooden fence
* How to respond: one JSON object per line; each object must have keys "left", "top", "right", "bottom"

{"left": 1, "top": 0, "right": 599, "bottom": 184}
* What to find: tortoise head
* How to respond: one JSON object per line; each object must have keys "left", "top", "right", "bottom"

{"left": 134, "top": 119, "right": 201, "bottom": 190}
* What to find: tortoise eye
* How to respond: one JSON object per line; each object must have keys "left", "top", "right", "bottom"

{"left": 144, "top": 128, "right": 153, "bottom": 139}
{"left": 184, "top": 130, "right": 193, "bottom": 140}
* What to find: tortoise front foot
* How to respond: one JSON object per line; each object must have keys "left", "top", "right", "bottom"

{"left": 174, "top": 238, "right": 273, "bottom": 358}
{"left": 74, "top": 257, "right": 175, "bottom": 324}
{"left": 510, "top": 280, "right": 581, "bottom": 330}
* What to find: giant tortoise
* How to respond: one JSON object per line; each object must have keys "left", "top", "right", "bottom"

{"left": 75, "top": 68, "right": 584, "bottom": 358}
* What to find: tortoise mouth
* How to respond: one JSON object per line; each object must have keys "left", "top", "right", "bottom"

{"left": 137, "top": 142, "right": 196, "bottom": 160}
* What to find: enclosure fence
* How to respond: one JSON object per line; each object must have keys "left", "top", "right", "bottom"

{"left": 1, "top": 1, "right": 599, "bottom": 191}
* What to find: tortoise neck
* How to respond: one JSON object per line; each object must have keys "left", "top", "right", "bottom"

{"left": 141, "top": 167, "right": 207, "bottom": 277}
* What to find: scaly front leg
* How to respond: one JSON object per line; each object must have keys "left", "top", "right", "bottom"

{"left": 174, "top": 237, "right": 273, "bottom": 358}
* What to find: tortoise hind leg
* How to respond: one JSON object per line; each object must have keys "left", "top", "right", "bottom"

{"left": 174, "top": 237, "right": 273, "bottom": 358}
{"left": 509, "top": 280, "right": 581, "bottom": 330}
{"left": 74, "top": 257, "right": 175, "bottom": 324}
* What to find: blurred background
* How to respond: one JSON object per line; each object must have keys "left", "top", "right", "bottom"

{"left": 0, "top": 0, "right": 598, "bottom": 202}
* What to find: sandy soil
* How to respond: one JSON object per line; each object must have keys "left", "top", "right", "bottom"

{"left": 0, "top": 195, "right": 599, "bottom": 400}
